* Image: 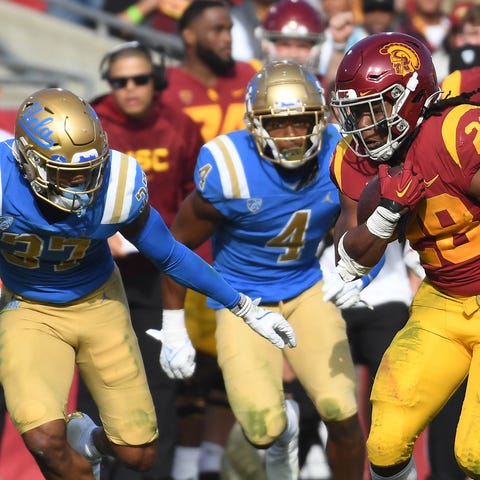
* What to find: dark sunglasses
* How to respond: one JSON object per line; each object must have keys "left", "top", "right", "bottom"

{"left": 108, "top": 73, "right": 153, "bottom": 90}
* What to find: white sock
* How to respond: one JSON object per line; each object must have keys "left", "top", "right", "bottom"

{"left": 276, "top": 399, "right": 298, "bottom": 446}
{"left": 198, "top": 441, "right": 224, "bottom": 473}
{"left": 171, "top": 446, "right": 200, "bottom": 479}
{"left": 370, "top": 458, "right": 417, "bottom": 480}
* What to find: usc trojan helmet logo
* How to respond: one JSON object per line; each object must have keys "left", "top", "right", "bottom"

{"left": 379, "top": 42, "right": 421, "bottom": 76}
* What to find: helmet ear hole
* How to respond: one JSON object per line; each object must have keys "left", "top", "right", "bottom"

{"left": 243, "top": 114, "right": 253, "bottom": 131}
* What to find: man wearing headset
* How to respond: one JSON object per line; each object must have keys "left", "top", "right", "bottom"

{"left": 75, "top": 41, "right": 205, "bottom": 480}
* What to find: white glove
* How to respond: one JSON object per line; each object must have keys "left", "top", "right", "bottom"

{"left": 146, "top": 309, "right": 196, "bottom": 379}
{"left": 403, "top": 244, "right": 425, "bottom": 280}
{"left": 323, "top": 273, "right": 373, "bottom": 310}
{"left": 230, "top": 294, "right": 297, "bottom": 349}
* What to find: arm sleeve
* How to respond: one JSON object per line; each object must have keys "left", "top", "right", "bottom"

{"left": 130, "top": 207, "right": 240, "bottom": 308}
{"left": 360, "top": 254, "right": 386, "bottom": 288}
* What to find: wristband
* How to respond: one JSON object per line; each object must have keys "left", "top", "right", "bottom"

{"left": 125, "top": 5, "right": 144, "bottom": 23}
{"left": 337, "top": 233, "right": 372, "bottom": 281}
{"left": 360, "top": 254, "right": 385, "bottom": 288}
{"left": 366, "top": 206, "right": 401, "bottom": 239}
{"left": 230, "top": 293, "right": 250, "bottom": 316}
{"left": 162, "top": 309, "right": 185, "bottom": 330}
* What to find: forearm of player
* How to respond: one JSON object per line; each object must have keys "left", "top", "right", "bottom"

{"left": 337, "top": 228, "right": 388, "bottom": 281}
{"left": 131, "top": 207, "right": 240, "bottom": 308}
{"left": 161, "top": 273, "right": 187, "bottom": 310}
{"left": 138, "top": 208, "right": 296, "bottom": 350}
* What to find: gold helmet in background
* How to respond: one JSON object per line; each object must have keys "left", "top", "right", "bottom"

{"left": 245, "top": 60, "right": 327, "bottom": 169}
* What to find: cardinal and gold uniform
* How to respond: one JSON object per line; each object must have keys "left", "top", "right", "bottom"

{"left": 163, "top": 61, "right": 261, "bottom": 143}
{"left": 441, "top": 65, "right": 480, "bottom": 100}
{"left": 331, "top": 104, "right": 480, "bottom": 474}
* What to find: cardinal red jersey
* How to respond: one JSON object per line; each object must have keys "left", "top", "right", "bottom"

{"left": 330, "top": 135, "right": 378, "bottom": 201}
{"left": 441, "top": 66, "right": 480, "bottom": 101}
{"left": 331, "top": 105, "right": 480, "bottom": 297}
{"left": 92, "top": 93, "right": 203, "bottom": 227}
{"left": 162, "top": 61, "right": 261, "bottom": 142}
{"left": 404, "top": 104, "right": 480, "bottom": 296}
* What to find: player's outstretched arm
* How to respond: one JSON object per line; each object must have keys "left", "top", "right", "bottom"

{"left": 121, "top": 201, "right": 296, "bottom": 378}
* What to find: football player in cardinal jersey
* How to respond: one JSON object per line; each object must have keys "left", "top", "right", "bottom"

{"left": 441, "top": 64, "right": 480, "bottom": 101}
{"left": 0, "top": 87, "right": 295, "bottom": 480}
{"left": 259, "top": 0, "right": 326, "bottom": 76}
{"left": 162, "top": 60, "right": 366, "bottom": 480}
{"left": 330, "top": 31, "right": 480, "bottom": 480}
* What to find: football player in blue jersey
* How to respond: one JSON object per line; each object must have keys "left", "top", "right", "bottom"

{"left": 160, "top": 60, "right": 366, "bottom": 480}
{"left": 0, "top": 87, "right": 296, "bottom": 480}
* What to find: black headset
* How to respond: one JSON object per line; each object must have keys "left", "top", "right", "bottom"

{"left": 99, "top": 41, "right": 168, "bottom": 91}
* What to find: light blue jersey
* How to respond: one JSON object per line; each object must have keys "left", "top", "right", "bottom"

{"left": 0, "top": 140, "right": 147, "bottom": 303}
{"left": 195, "top": 126, "right": 341, "bottom": 307}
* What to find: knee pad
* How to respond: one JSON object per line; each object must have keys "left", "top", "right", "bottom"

{"left": 367, "top": 427, "right": 415, "bottom": 467}
{"left": 242, "top": 406, "right": 287, "bottom": 448}
{"left": 455, "top": 444, "right": 480, "bottom": 478}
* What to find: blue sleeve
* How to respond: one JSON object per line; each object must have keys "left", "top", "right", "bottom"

{"left": 360, "top": 254, "right": 386, "bottom": 288}
{"left": 130, "top": 207, "right": 240, "bottom": 308}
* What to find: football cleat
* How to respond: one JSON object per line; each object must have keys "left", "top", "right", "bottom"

{"left": 66, "top": 411, "right": 102, "bottom": 480}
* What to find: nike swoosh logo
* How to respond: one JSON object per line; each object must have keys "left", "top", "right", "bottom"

{"left": 396, "top": 179, "right": 413, "bottom": 198}
{"left": 423, "top": 174, "right": 439, "bottom": 188}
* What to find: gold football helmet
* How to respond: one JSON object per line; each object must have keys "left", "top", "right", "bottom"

{"left": 15, "top": 88, "right": 109, "bottom": 215}
{"left": 245, "top": 60, "right": 327, "bottom": 169}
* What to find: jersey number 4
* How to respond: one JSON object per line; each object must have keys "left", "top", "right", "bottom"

{"left": 266, "top": 210, "right": 310, "bottom": 263}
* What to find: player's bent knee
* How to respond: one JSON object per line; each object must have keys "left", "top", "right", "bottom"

{"left": 315, "top": 392, "right": 358, "bottom": 423}
{"left": 456, "top": 444, "right": 480, "bottom": 478}
{"left": 241, "top": 407, "right": 287, "bottom": 448}
{"left": 367, "top": 429, "right": 414, "bottom": 467}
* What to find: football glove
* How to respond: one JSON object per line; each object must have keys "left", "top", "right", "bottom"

{"left": 378, "top": 159, "right": 424, "bottom": 213}
{"left": 367, "top": 160, "right": 424, "bottom": 239}
{"left": 323, "top": 273, "right": 373, "bottom": 310}
{"left": 230, "top": 294, "right": 297, "bottom": 349}
{"left": 146, "top": 309, "right": 196, "bottom": 380}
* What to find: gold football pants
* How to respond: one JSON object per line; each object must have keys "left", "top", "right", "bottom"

{"left": 368, "top": 280, "right": 480, "bottom": 476}
{"left": 0, "top": 267, "right": 157, "bottom": 446}
{"left": 215, "top": 281, "right": 358, "bottom": 447}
